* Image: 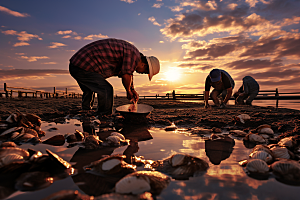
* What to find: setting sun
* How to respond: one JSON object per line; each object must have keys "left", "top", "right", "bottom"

{"left": 165, "top": 67, "right": 181, "bottom": 82}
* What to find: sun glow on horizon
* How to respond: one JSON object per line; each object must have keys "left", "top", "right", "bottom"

{"left": 164, "top": 67, "right": 181, "bottom": 82}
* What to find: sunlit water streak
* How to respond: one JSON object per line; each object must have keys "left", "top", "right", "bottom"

{"left": 6, "top": 120, "right": 300, "bottom": 200}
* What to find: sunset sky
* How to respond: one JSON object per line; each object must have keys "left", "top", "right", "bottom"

{"left": 1, "top": 0, "right": 300, "bottom": 96}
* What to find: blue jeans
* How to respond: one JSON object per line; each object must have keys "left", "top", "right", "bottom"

{"left": 69, "top": 63, "right": 113, "bottom": 115}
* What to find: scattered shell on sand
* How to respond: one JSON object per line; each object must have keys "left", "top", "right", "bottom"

{"left": 249, "top": 150, "right": 273, "bottom": 164}
{"left": 110, "top": 132, "right": 126, "bottom": 140}
{"left": 84, "top": 155, "right": 136, "bottom": 176}
{"left": 0, "top": 153, "right": 24, "bottom": 167}
{"left": 229, "top": 130, "right": 247, "bottom": 137}
{"left": 257, "top": 125, "right": 274, "bottom": 135}
{"left": 278, "top": 136, "right": 297, "bottom": 149}
{"left": 270, "top": 146, "right": 291, "bottom": 159}
{"left": 236, "top": 114, "right": 250, "bottom": 124}
{"left": 0, "top": 147, "right": 30, "bottom": 160}
{"left": 271, "top": 159, "right": 300, "bottom": 182}
{"left": 152, "top": 153, "right": 209, "bottom": 179}
{"left": 246, "top": 159, "right": 269, "bottom": 174}
{"left": 115, "top": 171, "right": 170, "bottom": 195}
{"left": 245, "top": 133, "right": 266, "bottom": 143}
{"left": 191, "top": 128, "right": 212, "bottom": 135}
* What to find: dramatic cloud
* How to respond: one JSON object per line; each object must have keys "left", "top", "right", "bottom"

{"left": 148, "top": 16, "right": 162, "bottom": 26}
{"left": 20, "top": 56, "right": 49, "bottom": 62}
{"left": 0, "top": 69, "right": 69, "bottom": 80}
{"left": 2, "top": 30, "right": 42, "bottom": 47}
{"left": 83, "top": 33, "right": 108, "bottom": 40}
{"left": 0, "top": 5, "right": 30, "bottom": 17}
{"left": 48, "top": 42, "right": 67, "bottom": 49}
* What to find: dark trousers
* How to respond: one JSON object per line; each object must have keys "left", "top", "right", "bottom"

{"left": 69, "top": 63, "right": 113, "bottom": 115}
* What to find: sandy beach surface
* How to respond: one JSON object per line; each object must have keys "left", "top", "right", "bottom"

{"left": 0, "top": 97, "right": 299, "bottom": 137}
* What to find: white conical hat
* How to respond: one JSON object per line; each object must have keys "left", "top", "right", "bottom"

{"left": 146, "top": 56, "right": 160, "bottom": 81}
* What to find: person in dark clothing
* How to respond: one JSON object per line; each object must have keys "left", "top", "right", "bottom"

{"left": 69, "top": 38, "right": 160, "bottom": 116}
{"left": 234, "top": 76, "right": 259, "bottom": 106}
{"left": 204, "top": 69, "right": 235, "bottom": 108}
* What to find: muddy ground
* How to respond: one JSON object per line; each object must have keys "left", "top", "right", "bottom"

{"left": 0, "top": 97, "right": 299, "bottom": 138}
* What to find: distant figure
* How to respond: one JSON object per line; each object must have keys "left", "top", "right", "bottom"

{"left": 234, "top": 76, "right": 259, "bottom": 106}
{"left": 204, "top": 69, "right": 235, "bottom": 109}
{"left": 69, "top": 38, "right": 160, "bottom": 116}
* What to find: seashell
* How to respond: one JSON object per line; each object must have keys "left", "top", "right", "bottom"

{"left": 13, "top": 133, "right": 36, "bottom": 143}
{"left": 229, "top": 130, "right": 247, "bottom": 137}
{"left": 23, "top": 127, "right": 39, "bottom": 137}
{"left": 115, "top": 171, "right": 170, "bottom": 195}
{"left": 245, "top": 133, "right": 266, "bottom": 143}
{"left": 153, "top": 153, "right": 209, "bottom": 179}
{"left": 0, "top": 127, "right": 23, "bottom": 136}
{"left": 105, "top": 135, "right": 122, "bottom": 146}
{"left": 6, "top": 113, "right": 19, "bottom": 123}
{"left": 270, "top": 146, "right": 290, "bottom": 159}
{"left": 236, "top": 114, "right": 250, "bottom": 124}
{"left": 212, "top": 127, "right": 222, "bottom": 133}
{"left": 249, "top": 150, "right": 273, "bottom": 164}
{"left": 252, "top": 145, "right": 272, "bottom": 155}
{"left": 258, "top": 127, "right": 274, "bottom": 135}
{"left": 246, "top": 159, "right": 269, "bottom": 174}
{"left": 84, "top": 155, "right": 136, "bottom": 175}
{"left": 46, "top": 149, "right": 72, "bottom": 170}
{"left": 0, "top": 154, "right": 24, "bottom": 167}
{"left": 84, "top": 135, "right": 103, "bottom": 149}
{"left": 170, "top": 153, "right": 186, "bottom": 167}
{"left": 0, "top": 147, "right": 30, "bottom": 160}
{"left": 0, "top": 142, "right": 17, "bottom": 147}
{"left": 110, "top": 132, "right": 125, "bottom": 140}
{"left": 260, "top": 134, "right": 269, "bottom": 139}
{"left": 15, "top": 171, "right": 53, "bottom": 191}
{"left": 278, "top": 136, "right": 296, "bottom": 149}
{"left": 271, "top": 160, "right": 300, "bottom": 182}
{"left": 74, "top": 130, "right": 85, "bottom": 141}
{"left": 165, "top": 123, "right": 177, "bottom": 131}
{"left": 29, "top": 150, "right": 43, "bottom": 162}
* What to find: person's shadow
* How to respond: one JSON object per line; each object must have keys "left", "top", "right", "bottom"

{"left": 205, "top": 135, "right": 235, "bottom": 165}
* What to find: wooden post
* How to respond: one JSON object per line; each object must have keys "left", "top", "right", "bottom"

{"left": 275, "top": 88, "right": 279, "bottom": 109}
{"left": 4, "top": 83, "right": 8, "bottom": 98}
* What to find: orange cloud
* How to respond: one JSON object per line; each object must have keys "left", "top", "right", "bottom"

{"left": 83, "top": 33, "right": 108, "bottom": 40}
{"left": 48, "top": 42, "right": 67, "bottom": 49}
{"left": 2, "top": 30, "right": 42, "bottom": 47}
{"left": 20, "top": 56, "right": 49, "bottom": 62}
{"left": 0, "top": 5, "right": 30, "bottom": 17}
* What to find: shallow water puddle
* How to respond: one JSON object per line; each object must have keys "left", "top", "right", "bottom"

{"left": 5, "top": 119, "right": 300, "bottom": 200}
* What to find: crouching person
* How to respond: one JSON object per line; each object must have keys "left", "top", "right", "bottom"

{"left": 234, "top": 76, "right": 259, "bottom": 106}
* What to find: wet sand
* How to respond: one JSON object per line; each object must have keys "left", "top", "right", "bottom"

{"left": 0, "top": 97, "right": 299, "bottom": 137}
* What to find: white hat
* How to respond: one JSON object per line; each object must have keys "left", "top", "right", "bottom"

{"left": 146, "top": 56, "right": 160, "bottom": 81}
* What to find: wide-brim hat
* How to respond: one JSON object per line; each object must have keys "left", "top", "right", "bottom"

{"left": 146, "top": 56, "right": 160, "bottom": 81}
{"left": 209, "top": 69, "right": 221, "bottom": 82}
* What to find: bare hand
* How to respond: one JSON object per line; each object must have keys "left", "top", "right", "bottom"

{"left": 131, "top": 90, "right": 139, "bottom": 103}
{"left": 126, "top": 90, "right": 134, "bottom": 102}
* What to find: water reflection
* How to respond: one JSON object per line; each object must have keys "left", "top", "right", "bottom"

{"left": 205, "top": 135, "right": 235, "bottom": 165}
{"left": 4, "top": 119, "right": 300, "bottom": 200}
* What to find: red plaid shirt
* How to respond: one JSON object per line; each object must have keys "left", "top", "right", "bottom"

{"left": 70, "top": 38, "right": 141, "bottom": 78}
